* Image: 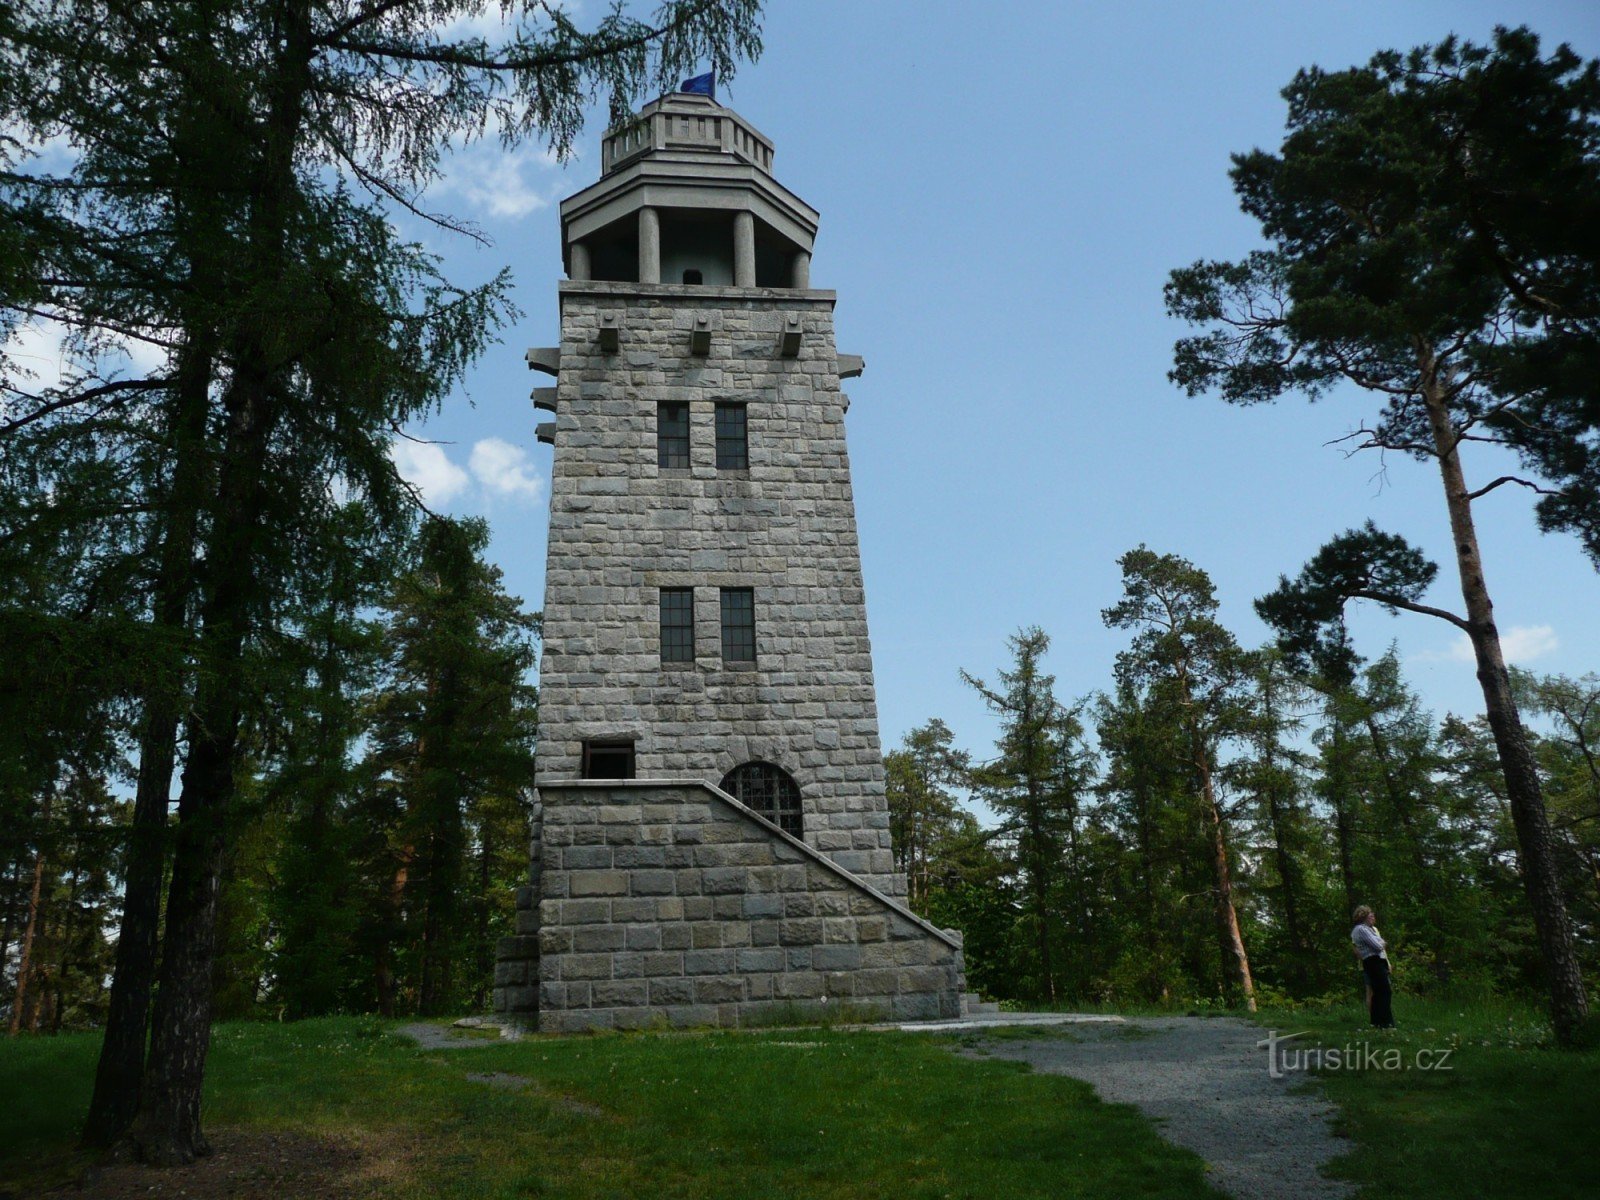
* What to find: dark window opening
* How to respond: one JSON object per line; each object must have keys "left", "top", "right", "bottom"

{"left": 720, "top": 587, "right": 755, "bottom": 663}
{"left": 660, "top": 587, "right": 695, "bottom": 663}
{"left": 657, "top": 401, "right": 690, "bottom": 468}
{"left": 720, "top": 761, "right": 803, "bottom": 837}
{"left": 582, "top": 740, "right": 635, "bottom": 780}
{"left": 715, "top": 402, "right": 748, "bottom": 470}
{"left": 682, "top": 268, "right": 703, "bottom": 285}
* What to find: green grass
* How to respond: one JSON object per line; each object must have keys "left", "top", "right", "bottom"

{"left": 1251, "top": 995, "right": 1600, "bottom": 1200}
{"left": 0, "top": 1017, "right": 1223, "bottom": 1199}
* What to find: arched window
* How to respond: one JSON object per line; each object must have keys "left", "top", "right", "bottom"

{"left": 720, "top": 762, "right": 803, "bottom": 837}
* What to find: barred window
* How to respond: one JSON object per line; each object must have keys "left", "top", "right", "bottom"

{"left": 657, "top": 401, "right": 690, "bottom": 468}
{"left": 660, "top": 587, "right": 695, "bottom": 663}
{"left": 720, "top": 587, "right": 755, "bottom": 663}
{"left": 714, "top": 402, "right": 748, "bottom": 470}
{"left": 720, "top": 761, "right": 803, "bottom": 837}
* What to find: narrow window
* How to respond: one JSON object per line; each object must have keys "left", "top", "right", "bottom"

{"left": 581, "top": 740, "right": 635, "bottom": 780}
{"left": 657, "top": 401, "right": 689, "bottom": 468}
{"left": 720, "top": 587, "right": 755, "bottom": 663}
{"left": 659, "top": 587, "right": 695, "bottom": 664}
{"left": 682, "top": 268, "right": 703, "bottom": 285}
{"left": 715, "top": 402, "right": 748, "bottom": 470}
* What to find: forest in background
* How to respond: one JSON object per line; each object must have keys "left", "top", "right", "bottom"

{"left": 887, "top": 561, "right": 1600, "bottom": 1010}
{"left": 8, "top": 537, "right": 1600, "bottom": 1031}
{"left": 2, "top": 513, "right": 539, "bottom": 1033}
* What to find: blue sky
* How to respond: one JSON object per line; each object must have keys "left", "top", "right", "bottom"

{"left": 392, "top": 0, "right": 1600, "bottom": 768}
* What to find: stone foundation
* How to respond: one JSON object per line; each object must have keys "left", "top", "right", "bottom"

{"left": 495, "top": 780, "right": 963, "bottom": 1032}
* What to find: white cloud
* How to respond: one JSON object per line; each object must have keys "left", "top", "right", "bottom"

{"left": 1423, "top": 623, "right": 1559, "bottom": 666}
{"left": 469, "top": 437, "right": 543, "bottom": 500}
{"left": 390, "top": 439, "right": 470, "bottom": 505}
{"left": 116, "top": 333, "right": 170, "bottom": 378}
{"left": 439, "top": 145, "right": 556, "bottom": 219}
{"left": 4, "top": 318, "right": 71, "bottom": 393}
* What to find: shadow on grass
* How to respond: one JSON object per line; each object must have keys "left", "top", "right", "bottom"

{"left": 2, "top": 1016, "right": 1224, "bottom": 1199}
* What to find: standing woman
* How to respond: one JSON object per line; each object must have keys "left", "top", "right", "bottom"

{"left": 1351, "top": 905, "right": 1395, "bottom": 1028}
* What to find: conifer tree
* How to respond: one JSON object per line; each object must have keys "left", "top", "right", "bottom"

{"left": 1103, "top": 549, "right": 1256, "bottom": 1010}
{"left": 366, "top": 517, "right": 537, "bottom": 1017}
{"left": 3, "top": 0, "right": 762, "bottom": 1158}
{"left": 962, "top": 628, "right": 1090, "bottom": 1002}
{"left": 1168, "top": 27, "right": 1594, "bottom": 1041}
{"left": 885, "top": 720, "right": 971, "bottom": 909}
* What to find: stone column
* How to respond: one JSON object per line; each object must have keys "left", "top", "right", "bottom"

{"left": 569, "top": 240, "right": 591, "bottom": 282}
{"left": 791, "top": 250, "right": 811, "bottom": 290}
{"left": 638, "top": 207, "right": 661, "bottom": 284}
{"left": 733, "top": 211, "right": 756, "bottom": 287}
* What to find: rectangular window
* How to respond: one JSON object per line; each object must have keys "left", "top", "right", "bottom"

{"left": 720, "top": 587, "right": 756, "bottom": 663}
{"left": 581, "top": 740, "right": 635, "bottom": 780}
{"left": 714, "top": 402, "right": 748, "bottom": 470}
{"left": 657, "top": 401, "right": 690, "bottom": 468}
{"left": 659, "top": 587, "right": 695, "bottom": 663}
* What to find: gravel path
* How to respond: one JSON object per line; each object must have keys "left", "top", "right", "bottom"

{"left": 958, "top": 1017, "right": 1354, "bottom": 1200}
{"left": 397, "top": 1021, "right": 516, "bottom": 1050}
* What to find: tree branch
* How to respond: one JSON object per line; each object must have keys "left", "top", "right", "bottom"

{"left": 1464, "top": 475, "right": 1562, "bottom": 502}
{"left": 1350, "top": 588, "right": 1472, "bottom": 632}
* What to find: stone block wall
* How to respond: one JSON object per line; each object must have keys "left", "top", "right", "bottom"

{"left": 537, "top": 280, "right": 900, "bottom": 894}
{"left": 497, "top": 781, "right": 964, "bottom": 1032}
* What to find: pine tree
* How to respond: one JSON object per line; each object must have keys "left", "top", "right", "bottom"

{"left": 1169, "top": 25, "right": 1593, "bottom": 1041}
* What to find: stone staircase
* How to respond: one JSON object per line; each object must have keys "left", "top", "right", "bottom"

{"left": 961, "top": 992, "right": 999, "bottom": 1017}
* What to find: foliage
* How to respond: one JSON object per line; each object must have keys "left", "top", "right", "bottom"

{"left": 1166, "top": 21, "right": 1594, "bottom": 1044}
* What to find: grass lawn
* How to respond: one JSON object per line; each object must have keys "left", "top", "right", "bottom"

{"left": 0, "top": 1018, "right": 1223, "bottom": 1199}
{"left": 1252, "top": 995, "right": 1600, "bottom": 1200}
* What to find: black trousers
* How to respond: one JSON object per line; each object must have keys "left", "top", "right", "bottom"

{"left": 1362, "top": 955, "right": 1394, "bottom": 1027}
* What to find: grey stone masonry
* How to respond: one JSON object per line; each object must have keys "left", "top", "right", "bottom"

{"left": 495, "top": 95, "right": 966, "bottom": 1030}
{"left": 538, "top": 279, "right": 902, "bottom": 895}
{"left": 506, "top": 780, "right": 963, "bottom": 1033}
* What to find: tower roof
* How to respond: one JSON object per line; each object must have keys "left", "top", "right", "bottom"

{"left": 560, "top": 92, "right": 818, "bottom": 276}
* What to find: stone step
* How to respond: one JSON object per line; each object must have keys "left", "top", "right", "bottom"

{"left": 960, "top": 992, "right": 1001, "bottom": 1017}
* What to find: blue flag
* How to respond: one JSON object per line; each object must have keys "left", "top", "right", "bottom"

{"left": 679, "top": 71, "right": 715, "bottom": 99}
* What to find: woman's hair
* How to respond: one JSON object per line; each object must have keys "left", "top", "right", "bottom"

{"left": 1352, "top": 905, "right": 1374, "bottom": 924}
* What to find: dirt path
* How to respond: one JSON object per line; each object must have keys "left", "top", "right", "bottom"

{"left": 957, "top": 1017, "right": 1355, "bottom": 1200}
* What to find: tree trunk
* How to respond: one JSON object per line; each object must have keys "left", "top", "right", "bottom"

{"left": 52, "top": 820, "right": 85, "bottom": 1035}
{"left": 473, "top": 824, "right": 493, "bottom": 1013}
{"left": 1256, "top": 669, "right": 1310, "bottom": 991}
{"left": 128, "top": 0, "right": 314, "bottom": 1159}
{"left": 1262, "top": 778, "right": 1309, "bottom": 992}
{"left": 129, "top": 358, "right": 278, "bottom": 1164}
{"left": 84, "top": 340, "right": 211, "bottom": 1148}
{"left": 1198, "top": 750, "right": 1255, "bottom": 1011}
{"left": 1420, "top": 359, "right": 1589, "bottom": 1044}
{"left": 9, "top": 784, "right": 52, "bottom": 1036}
{"left": 375, "top": 847, "right": 412, "bottom": 1018}
{"left": 1324, "top": 704, "right": 1359, "bottom": 920}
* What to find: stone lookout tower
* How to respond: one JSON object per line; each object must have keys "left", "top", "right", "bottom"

{"left": 495, "top": 88, "right": 965, "bottom": 1031}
